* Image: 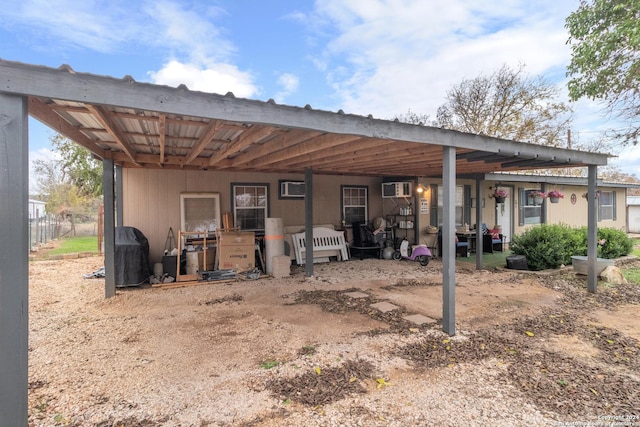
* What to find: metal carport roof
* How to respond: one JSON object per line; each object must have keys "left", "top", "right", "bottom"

{"left": 0, "top": 59, "right": 608, "bottom": 426}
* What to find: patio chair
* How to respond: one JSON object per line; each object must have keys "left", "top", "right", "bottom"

{"left": 481, "top": 224, "right": 504, "bottom": 253}
{"left": 437, "top": 227, "right": 469, "bottom": 257}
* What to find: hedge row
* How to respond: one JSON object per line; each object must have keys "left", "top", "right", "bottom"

{"left": 509, "top": 225, "right": 632, "bottom": 271}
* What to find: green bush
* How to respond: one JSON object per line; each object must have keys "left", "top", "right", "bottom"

{"left": 574, "top": 227, "right": 633, "bottom": 259}
{"left": 510, "top": 225, "right": 633, "bottom": 271}
{"left": 510, "top": 224, "right": 582, "bottom": 271}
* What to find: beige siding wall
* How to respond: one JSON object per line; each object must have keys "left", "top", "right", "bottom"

{"left": 122, "top": 168, "right": 382, "bottom": 263}
{"left": 413, "top": 178, "right": 628, "bottom": 240}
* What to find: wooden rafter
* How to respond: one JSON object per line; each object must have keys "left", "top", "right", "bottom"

{"left": 185, "top": 120, "right": 223, "bottom": 165}
{"left": 225, "top": 129, "right": 321, "bottom": 168}
{"left": 86, "top": 104, "right": 138, "bottom": 164}
{"left": 158, "top": 114, "right": 166, "bottom": 165}
{"left": 208, "top": 125, "right": 277, "bottom": 166}
{"left": 29, "top": 98, "right": 107, "bottom": 158}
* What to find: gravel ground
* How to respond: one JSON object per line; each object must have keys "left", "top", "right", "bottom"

{"left": 27, "top": 256, "right": 640, "bottom": 427}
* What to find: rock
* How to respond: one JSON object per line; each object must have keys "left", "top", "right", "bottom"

{"left": 600, "top": 265, "right": 627, "bottom": 284}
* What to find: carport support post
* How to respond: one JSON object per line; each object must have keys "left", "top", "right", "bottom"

{"left": 304, "top": 167, "right": 314, "bottom": 276}
{"left": 475, "top": 176, "right": 483, "bottom": 270}
{"left": 587, "top": 165, "right": 598, "bottom": 293}
{"left": 442, "top": 146, "right": 456, "bottom": 335}
{"left": 103, "top": 158, "right": 116, "bottom": 298}
{"left": 0, "top": 93, "right": 29, "bottom": 427}
{"left": 115, "top": 165, "right": 123, "bottom": 227}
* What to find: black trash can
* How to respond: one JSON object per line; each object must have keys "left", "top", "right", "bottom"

{"left": 506, "top": 255, "right": 528, "bottom": 270}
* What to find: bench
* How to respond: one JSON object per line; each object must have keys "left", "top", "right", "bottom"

{"left": 291, "top": 227, "right": 349, "bottom": 265}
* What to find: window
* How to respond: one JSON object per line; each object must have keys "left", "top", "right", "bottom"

{"left": 437, "top": 185, "right": 464, "bottom": 226}
{"left": 598, "top": 190, "right": 616, "bottom": 221}
{"left": 232, "top": 184, "right": 268, "bottom": 232}
{"left": 518, "top": 189, "right": 542, "bottom": 225}
{"left": 341, "top": 185, "right": 368, "bottom": 225}
{"left": 180, "top": 193, "right": 221, "bottom": 233}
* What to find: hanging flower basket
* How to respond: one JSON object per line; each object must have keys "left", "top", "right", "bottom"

{"left": 530, "top": 191, "right": 546, "bottom": 206}
{"left": 546, "top": 190, "right": 564, "bottom": 204}
{"left": 582, "top": 191, "right": 600, "bottom": 201}
{"left": 489, "top": 189, "right": 509, "bottom": 204}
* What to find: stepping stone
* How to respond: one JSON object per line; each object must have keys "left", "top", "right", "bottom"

{"left": 403, "top": 314, "right": 436, "bottom": 325}
{"left": 370, "top": 301, "right": 399, "bottom": 313}
{"left": 344, "top": 291, "right": 369, "bottom": 299}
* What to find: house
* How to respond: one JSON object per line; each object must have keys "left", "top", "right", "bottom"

{"left": 628, "top": 196, "right": 640, "bottom": 233}
{"left": 0, "top": 59, "right": 613, "bottom": 425}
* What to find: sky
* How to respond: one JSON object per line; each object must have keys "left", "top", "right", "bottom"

{"left": 0, "top": 0, "right": 637, "bottom": 191}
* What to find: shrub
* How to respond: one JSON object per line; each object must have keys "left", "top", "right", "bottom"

{"left": 510, "top": 224, "right": 581, "bottom": 271}
{"left": 574, "top": 227, "right": 633, "bottom": 259}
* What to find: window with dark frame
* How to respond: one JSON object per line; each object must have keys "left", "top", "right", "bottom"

{"left": 598, "top": 190, "right": 615, "bottom": 221}
{"left": 341, "top": 185, "right": 368, "bottom": 225}
{"left": 232, "top": 184, "right": 268, "bottom": 232}
{"left": 518, "top": 189, "right": 543, "bottom": 225}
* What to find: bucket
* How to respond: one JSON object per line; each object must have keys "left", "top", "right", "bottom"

{"left": 153, "top": 262, "right": 163, "bottom": 276}
{"left": 186, "top": 252, "right": 199, "bottom": 275}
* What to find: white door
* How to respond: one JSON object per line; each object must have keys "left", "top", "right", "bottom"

{"left": 495, "top": 185, "right": 512, "bottom": 243}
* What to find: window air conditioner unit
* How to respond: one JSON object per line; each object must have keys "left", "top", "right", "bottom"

{"left": 280, "top": 181, "right": 305, "bottom": 198}
{"left": 382, "top": 182, "right": 412, "bottom": 198}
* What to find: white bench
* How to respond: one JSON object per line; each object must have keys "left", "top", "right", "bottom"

{"left": 291, "top": 227, "right": 349, "bottom": 265}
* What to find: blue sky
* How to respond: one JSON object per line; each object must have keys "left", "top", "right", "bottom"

{"left": 0, "top": 0, "right": 637, "bottom": 190}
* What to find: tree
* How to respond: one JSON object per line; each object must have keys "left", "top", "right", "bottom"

{"left": 32, "top": 134, "right": 103, "bottom": 236}
{"left": 566, "top": 0, "right": 640, "bottom": 145}
{"left": 50, "top": 134, "right": 103, "bottom": 197}
{"left": 434, "top": 64, "right": 572, "bottom": 147}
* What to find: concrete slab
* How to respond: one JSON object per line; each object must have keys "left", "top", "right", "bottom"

{"left": 344, "top": 291, "right": 369, "bottom": 299}
{"left": 403, "top": 314, "right": 436, "bottom": 325}
{"left": 370, "top": 301, "right": 399, "bottom": 313}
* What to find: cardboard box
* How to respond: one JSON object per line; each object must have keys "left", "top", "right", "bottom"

{"left": 218, "top": 231, "right": 255, "bottom": 246}
{"left": 218, "top": 231, "right": 255, "bottom": 271}
{"left": 218, "top": 245, "right": 255, "bottom": 271}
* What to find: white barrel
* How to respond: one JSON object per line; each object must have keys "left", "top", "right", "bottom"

{"left": 186, "top": 251, "right": 199, "bottom": 275}
{"left": 265, "top": 218, "right": 285, "bottom": 275}
{"left": 153, "top": 262, "right": 163, "bottom": 276}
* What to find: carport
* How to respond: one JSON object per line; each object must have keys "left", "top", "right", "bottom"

{"left": 0, "top": 59, "right": 609, "bottom": 425}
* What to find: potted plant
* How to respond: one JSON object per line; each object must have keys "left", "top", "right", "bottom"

{"left": 582, "top": 190, "right": 600, "bottom": 200}
{"left": 529, "top": 190, "right": 546, "bottom": 205}
{"left": 489, "top": 189, "right": 509, "bottom": 204}
{"left": 546, "top": 190, "right": 564, "bottom": 203}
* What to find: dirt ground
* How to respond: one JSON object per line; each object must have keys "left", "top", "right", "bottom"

{"left": 27, "top": 255, "right": 640, "bottom": 427}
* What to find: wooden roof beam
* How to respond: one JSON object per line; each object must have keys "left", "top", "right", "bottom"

{"left": 184, "top": 120, "right": 223, "bottom": 165}
{"left": 158, "top": 114, "right": 166, "bottom": 166}
{"left": 226, "top": 130, "right": 321, "bottom": 168}
{"left": 86, "top": 104, "right": 139, "bottom": 164}
{"left": 209, "top": 125, "right": 277, "bottom": 166}
{"left": 245, "top": 133, "right": 362, "bottom": 168}
{"left": 29, "top": 98, "right": 107, "bottom": 159}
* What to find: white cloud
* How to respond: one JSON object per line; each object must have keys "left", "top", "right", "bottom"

{"left": 274, "top": 73, "right": 300, "bottom": 103}
{"left": 310, "top": 0, "right": 576, "bottom": 119}
{"left": 148, "top": 60, "right": 257, "bottom": 97}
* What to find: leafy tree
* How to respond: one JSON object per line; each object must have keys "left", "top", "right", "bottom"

{"left": 32, "top": 134, "right": 103, "bottom": 235}
{"left": 434, "top": 64, "right": 572, "bottom": 146}
{"left": 50, "top": 134, "right": 103, "bottom": 197}
{"left": 566, "top": 0, "right": 640, "bottom": 145}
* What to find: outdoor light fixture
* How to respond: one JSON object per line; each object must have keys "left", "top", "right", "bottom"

{"left": 416, "top": 184, "right": 425, "bottom": 193}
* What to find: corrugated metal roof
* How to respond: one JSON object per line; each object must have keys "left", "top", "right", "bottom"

{"left": 1, "top": 59, "right": 611, "bottom": 178}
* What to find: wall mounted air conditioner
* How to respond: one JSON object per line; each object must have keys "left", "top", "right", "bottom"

{"left": 382, "top": 182, "right": 412, "bottom": 198}
{"left": 280, "top": 181, "right": 305, "bottom": 198}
